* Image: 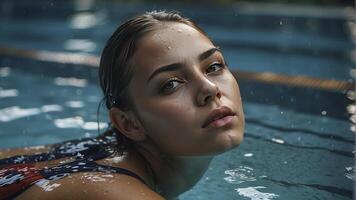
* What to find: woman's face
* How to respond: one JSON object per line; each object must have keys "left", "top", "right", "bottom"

{"left": 128, "top": 22, "right": 244, "bottom": 156}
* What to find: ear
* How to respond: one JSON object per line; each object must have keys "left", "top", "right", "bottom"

{"left": 109, "top": 107, "right": 146, "bottom": 142}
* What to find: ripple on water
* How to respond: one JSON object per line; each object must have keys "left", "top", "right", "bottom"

{"left": 224, "top": 166, "right": 280, "bottom": 200}
{"left": 0, "top": 88, "right": 18, "bottom": 98}
{"left": 224, "top": 166, "right": 256, "bottom": 184}
{"left": 345, "top": 166, "right": 356, "bottom": 181}
{"left": 0, "top": 105, "right": 62, "bottom": 122}
{"left": 236, "top": 186, "right": 280, "bottom": 200}
{"left": 53, "top": 116, "right": 107, "bottom": 130}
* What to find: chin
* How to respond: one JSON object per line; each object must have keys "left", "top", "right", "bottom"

{"left": 217, "top": 129, "right": 244, "bottom": 153}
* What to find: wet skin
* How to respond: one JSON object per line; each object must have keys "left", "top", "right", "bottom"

{"left": 117, "top": 22, "right": 245, "bottom": 156}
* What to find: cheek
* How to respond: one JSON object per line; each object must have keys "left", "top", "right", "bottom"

{"left": 136, "top": 92, "right": 195, "bottom": 135}
{"left": 216, "top": 72, "right": 241, "bottom": 101}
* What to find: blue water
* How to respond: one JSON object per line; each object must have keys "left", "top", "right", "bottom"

{"left": 0, "top": 1, "right": 354, "bottom": 200}
{"left": 0, "top": 63, "right": 353, "bottom": 199}
{"left": 0, "top": 2, "right": 354, "bottom": 80}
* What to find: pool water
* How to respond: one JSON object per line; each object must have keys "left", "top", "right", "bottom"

{"left": 0, "top": 2, "right": 354, "bottom": 81}
{"left": 0, "top": 61, "right": 353, "bottom": 199}
{"left": 0, "top": 1, "right": 354, "bottom": 200}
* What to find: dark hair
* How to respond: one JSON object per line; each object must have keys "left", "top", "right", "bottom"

{"left": 99, "top": 10, "right": 209, "bottom": 148}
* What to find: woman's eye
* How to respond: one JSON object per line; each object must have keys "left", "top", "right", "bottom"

{"left": 206, "top": 63, "right": 223, "bottom": 74}
{"left": 160, "top": 78, "right": 182, "bottom": 93}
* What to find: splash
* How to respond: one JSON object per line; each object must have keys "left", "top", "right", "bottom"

{"left": 236, "top": 186, "right": 279, "bottom": 200}
{"left": 345, "top": 166, "right": 356, "bottom": 181}
{"left": 224, "top": 166, "right": 256, "bottom": 184}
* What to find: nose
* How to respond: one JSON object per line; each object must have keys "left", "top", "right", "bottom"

{"left": 196, "top": 77, "right": 222, "bottom": 106}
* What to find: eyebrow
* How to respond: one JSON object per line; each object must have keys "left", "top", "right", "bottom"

{"left": 147, "top": 47, "right": 221, "bottom": 83}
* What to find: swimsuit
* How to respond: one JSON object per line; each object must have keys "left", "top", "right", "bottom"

{"left": 0, "top": 135, "right": 145, "bottom": 200}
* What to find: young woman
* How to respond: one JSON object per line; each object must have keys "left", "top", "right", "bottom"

{"left": 0, "top": 10, "right": 244, "bottom": 200}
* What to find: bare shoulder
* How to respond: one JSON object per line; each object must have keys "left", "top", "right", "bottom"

{"left": 0, "top": 145, "right": 52, "bottom": 159}
{"left": 17, "top": 172, "right": 165, "bottom": 200}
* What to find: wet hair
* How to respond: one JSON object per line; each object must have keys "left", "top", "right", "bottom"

{"left": 98, "top": 10, "right": 209, "bottom": 149}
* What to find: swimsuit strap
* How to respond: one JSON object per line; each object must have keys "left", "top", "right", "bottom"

{"left": 0, "top": 135, "right": 146, "bottom": 200}
{"left": 0, "top": 136, "right": 116, "bottom": 166}
{"left": 41, "top": 158, "right": 146, "bottom": 184}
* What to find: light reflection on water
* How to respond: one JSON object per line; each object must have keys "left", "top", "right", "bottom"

{"left": 0, "top": 88, "right": 18, "bottom": 98}
{"left": 64, "top": 39, "right": 96, "bottom": 52}
{"left": 224, "top": 166, "right": 279, "bottom": 200}
{"left": 69, "top": 11, "right": 106, "bottom": 29}
{"left": 53, "top": 116, "right": 107, "bottom": 130}
{"left": 236, "top": 186, "right": 280, "bottom": 200}
{"left": 0, "top": 105, "right": 63, "bottom": 122}
{"left": 54, "top": 77, "right": 88, "bottom": 87}
{"left": 0, "top": 67, "right": 10, "bottom": 77}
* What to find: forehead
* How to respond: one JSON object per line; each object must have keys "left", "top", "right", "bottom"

{"left": 130, "top": 22, "right": 214, "bottom": 78}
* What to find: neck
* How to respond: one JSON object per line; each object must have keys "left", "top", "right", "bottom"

{"left": 134, "top": 142, "right": 214, "bottom": 199}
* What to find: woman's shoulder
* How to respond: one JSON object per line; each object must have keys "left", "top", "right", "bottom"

{"left": 0, "top": 144, "right": 52, "bottom": 160}
{"left": 16, "top": 171, "right": 165, "bottom": 200}
{"left": 0, "top": 132, "right": 164, "bottom": 199}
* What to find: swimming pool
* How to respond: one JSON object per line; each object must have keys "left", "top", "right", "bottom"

{"left": 0, "top": 1, "right": 354, "bottom": 200}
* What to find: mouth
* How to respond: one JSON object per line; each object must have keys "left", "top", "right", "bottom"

{"left": 202, "top": 106, "right": 236, "bottom": 128}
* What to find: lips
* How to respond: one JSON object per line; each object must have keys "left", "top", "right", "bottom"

{"left": 202, "top": 106, "right": 236, "bottom": 128}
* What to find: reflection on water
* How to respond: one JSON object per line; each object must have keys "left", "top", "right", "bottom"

{"left": 0, "top": 106, "right": 58, "bottom": 122}
{"left": 69, "top": 12, "right": 106, "bottom": 29}
{"left": 0, "top": 105, "right": 63, "bottom": 122}
{"left": 271, "top": 138, "right": 285, "bottom": 144}
{"left": 244, "top": 153, "right": 254, "bottom": 157}
{"left": 0, "top": 67, "right": 10, "bottom": 77}
{"left": 53, "top": 116, "right": 107, "bottom": 130}
{"left": 54, "top": 77, "right": 87, "bottom": 87}
{"left": 224, "top": 166, "right": 279, "bottom": 200}
{"left": 64, "top": 39, "right": 96, "bottom": 52}
{"left": 236, "top": 186, "right": 280, "bottom": 200}
{"left": 224, "top": 166, "right": 256, "bottom": 184}
{"left": 66, "top": 101, "right": 84, "bottom": 108}
{"left": 0, "top": 88, "right": 18, "bottom": 98}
